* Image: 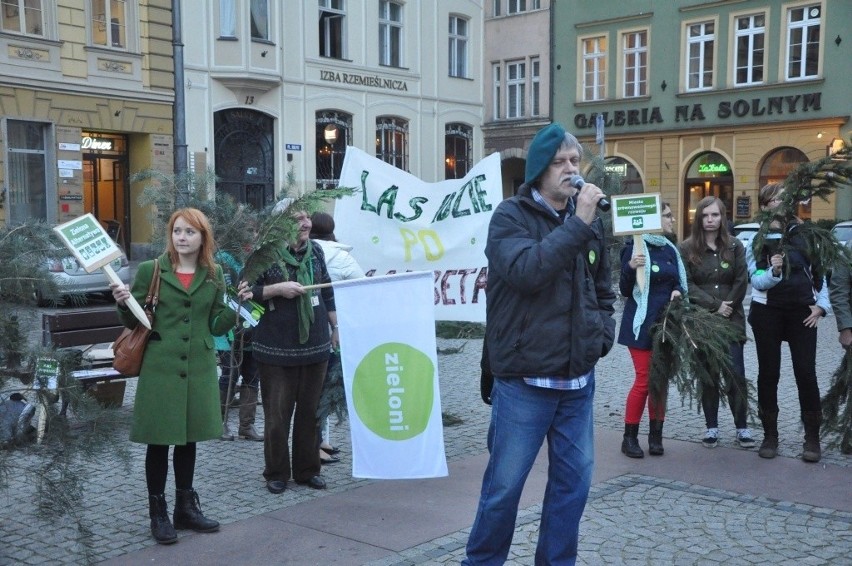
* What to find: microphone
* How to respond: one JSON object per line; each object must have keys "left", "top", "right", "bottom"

{"left": 569, "top": 175, "right": 610, "bottom": 212}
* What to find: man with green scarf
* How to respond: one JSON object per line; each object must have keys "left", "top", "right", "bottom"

{"left": 247, "top": 210, "right": 339, "bottom": 493}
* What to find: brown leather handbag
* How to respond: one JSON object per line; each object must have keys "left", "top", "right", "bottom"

{"left": 112, "top": 264, "right": 161, "bottom": 376}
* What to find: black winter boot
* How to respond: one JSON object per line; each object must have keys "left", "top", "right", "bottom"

{"left": 148, "top": 494, "right": 178, "bottom": 544}
{"left": 648, "top": 420, "right": 664, "bottom": 456}
{"left": 173, "top": 488, "right": 220, "bottom": 533}
{"left": 621, "top": 423, "right": 644, "bottom": 458}
{"left": 758, "top": 409, "right": 779, "bottom": 459}
{"left": 801, "top": 410, "right": 822, "bottom": 463}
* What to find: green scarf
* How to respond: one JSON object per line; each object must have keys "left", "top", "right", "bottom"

{"left": 279, "top": 240, "right": 314, "bottom": 344}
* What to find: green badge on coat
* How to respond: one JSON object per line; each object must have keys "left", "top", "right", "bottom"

{"left": 588, "top": 250, "right": 596, "bottom": 264}
{"left": 721, "top": 261, "right": 730, "bottom": 268}
{"left": 651, "top": 264, "right": 660, "bottom": 272}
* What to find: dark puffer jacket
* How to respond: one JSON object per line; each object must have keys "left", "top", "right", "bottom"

{"left": 484, "top": 185, "right": 616, "bottom": 379}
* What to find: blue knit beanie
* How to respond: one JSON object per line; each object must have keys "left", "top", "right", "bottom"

{"left": 525, "top": 123, "right": 567, "bottom": 184}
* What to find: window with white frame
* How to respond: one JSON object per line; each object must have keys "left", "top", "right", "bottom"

{"left": 376, "top": 117, "right": 408, "bottom": 170}
{"left": 6, "top": 120, "right": 50, "bottom": 224}
{"left": 623, "top": 30, "right": 647, "bottom": 97}
{"left": 250, "top": 0, "right": 268, "bottom": 40}
{"left": 219, "top": 0, "right": 236, "bottom": 37}
{"left": 507, "top": 61, "right": 525, "bottom": 119}
{"left": 492, "top": 64, "right": 501, "bottom": 120}
{"left": 786, "top": 4, "right": 821, "bottom": 80}
{"left": 508, "top": 0, "right": 540, "bottom": 14}
{"left": 582, "top": 36, "right": 607, "bottom": 101}
{"left": 686, "top": 21, "right": 714, "bottom": 91}
{"left": 1, "top": 0, "right": 43, "bottom": 36}
{"left": 445, "top": 123, "right": 472, "bottom": 180}
{"left": 379, "top": 0, "right": 402, "bottom": 67}
{"left": 448, "top": 15, "right": 468, "bottom": 78}
{"left": 531, "top": 58, "right": 540, "bottom": 116}
{"left": 91, "top": 0, "right": 127, "bottom": 48}
{"left": 493, "top": 0, "right": 500, "bottom": 17}
{"left": 319, "top": 0, "right": 346, "bottom": 58}
{"left": 734, "top": 13, "right": 764, "bottom": 85}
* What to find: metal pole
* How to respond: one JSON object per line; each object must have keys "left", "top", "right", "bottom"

{"left": 172, "top": 0, "right": 188, "bottom": 183}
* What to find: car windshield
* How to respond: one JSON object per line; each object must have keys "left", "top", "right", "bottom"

{"left": 833, "top": 225, "right": 852, "bottom": 243}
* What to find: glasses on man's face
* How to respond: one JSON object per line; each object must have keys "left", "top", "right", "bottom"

{"left": 661, "top": 212, "right": 673, "bottom": 219}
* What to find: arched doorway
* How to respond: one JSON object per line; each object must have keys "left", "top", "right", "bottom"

{"left": 214, "top": 109, "right": 275, "bottom": 209}
{"left": 684, "top": 152, "right": 734, "bottom": 234}
{"left": 759, "top": 147, "right": 810, "bottom": 219}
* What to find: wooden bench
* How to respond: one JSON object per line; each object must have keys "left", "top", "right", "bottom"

{"left": 41, "top": 307, "right": 131, "bottom": 408}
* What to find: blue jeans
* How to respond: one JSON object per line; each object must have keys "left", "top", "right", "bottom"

{"left": 464, "top": 374, "right": 595, "bottom": 566}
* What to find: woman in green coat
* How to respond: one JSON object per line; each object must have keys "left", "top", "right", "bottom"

{"left": 111, "top": 208, "right": 243, "bottom": 545}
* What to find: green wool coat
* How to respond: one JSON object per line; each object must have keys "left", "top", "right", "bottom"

{"left": 117, "top": 255, "right": 235, "bottom": 445}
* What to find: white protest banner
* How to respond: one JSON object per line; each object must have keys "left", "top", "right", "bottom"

{"left": 334, "top": 271, "right": 448, "bottom": 479}
{"left": 334, "top": 147, "right": 503, "bottom": 322}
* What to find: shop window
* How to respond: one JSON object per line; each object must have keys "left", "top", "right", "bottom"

{"left": 684, "top": 152, "right": 733, "bottom": 233}
{"left": 316, "top": 110, "right": 352, "bottom": 190}
{"left": 759, "top": 147, "right": 810, "bottom": 219}
{"left": 603, "top": 157, "right": 643, "bottom": 195}
{"left": 445, "top": 123, "right": 472, "bottom": 180}
{"left": 319, "top": 0, "right": 346, "bottom": 59}
{"left": 376, "top": 116, "right": 408, "bottom": 171}
{"left": 90, "top": 0, "right": 127, "bottom": 48}
{"left": 6, "top": 119, "right": 50, "bottom": 224}
{"left": 1, "top": 0, "right": 44, "bottom": 36}
{"left": 379, "top": 0, "right": 402, "bottom": 67}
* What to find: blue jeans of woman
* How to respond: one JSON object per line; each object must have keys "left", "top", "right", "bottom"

{"left": 464, "top": 374, "right": 595, "bottom": 566}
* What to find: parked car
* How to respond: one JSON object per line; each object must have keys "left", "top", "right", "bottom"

{"left": 41, "top": 248, "right": 131, "bottom": 304}
{"left": 832, "top": 220, "right": 852, "bottom": 247}
{"left": 733, "top": 222, "right": 760, "bottom": 248}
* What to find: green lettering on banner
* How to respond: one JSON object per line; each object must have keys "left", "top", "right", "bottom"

{"left": 352, "top": 343, "right": 434, "bottom": 440}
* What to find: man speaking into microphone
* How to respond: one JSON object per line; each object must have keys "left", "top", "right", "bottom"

{"left": 463, "top": 123, "right": 616, "bottom": 565}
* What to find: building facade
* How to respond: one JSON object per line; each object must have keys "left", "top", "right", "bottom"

{"left": 181, "top": 0, "right": 484, "bottom": 210}
{"left": 553, "top": 0, "right": 851, "bottom": 236}
{"left": 482, "top": 0, "right": 552, "bottom": 198}
{"left": 0, "top": 0, "right": 175, "bottom": 257}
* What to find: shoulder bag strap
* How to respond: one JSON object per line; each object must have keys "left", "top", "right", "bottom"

{"left": 144, "top": 263, "right": 162, "bottom": 313}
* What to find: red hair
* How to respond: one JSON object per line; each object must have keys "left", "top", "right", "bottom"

{"left": 165, "top": 208, "right": 217, "bottom": 274}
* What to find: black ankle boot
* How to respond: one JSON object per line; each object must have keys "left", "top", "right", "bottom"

{"left": 621, "top": 423, "right": 644, "bottom": 458}
{"left": 148, "top": 494, "right": 178, "bottom": 544}
{"left": 173, "top": 488, "right": 220, "bottom": 533}
{"left": 648, "top": 420, "right": 664, "bottom": 456}
{"left": 801, "top": 410, "right": 822, "bottom": 463}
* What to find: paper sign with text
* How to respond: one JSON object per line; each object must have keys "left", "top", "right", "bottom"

{"left": 53, "top": 213, "right": 122, "bottom": 272}
{"left": 611, "top": 193, "right": 663, "bottom": 236}
{"left": 334, "top": 147, "right": 502, "bottom": 322}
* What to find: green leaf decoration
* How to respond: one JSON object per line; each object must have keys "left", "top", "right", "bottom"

{"left": 822, "top": 348, "right": 852, "bottom": 454}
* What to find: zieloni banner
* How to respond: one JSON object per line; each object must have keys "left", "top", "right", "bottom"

{"left": 333, "top": 271, "right": 448, "bottom": 479}
{"left": 334, "top": 147, "right": 503, "bottom": 322}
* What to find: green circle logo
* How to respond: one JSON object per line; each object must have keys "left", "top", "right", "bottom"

{"left": 720, "top": 261, "right": 730, "bottom": 269}
{"left": 651, "top": 264, "right": 660, "bottom": 272}
{"left": 352, "top": 342, "right": 435, "bottom": 440}
{"left": 588, "top": 250, "right": 597, "bottom": 264}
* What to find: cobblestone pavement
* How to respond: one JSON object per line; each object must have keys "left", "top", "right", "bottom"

{"left": 0, "top": 305, "right": 850, "bottom": 564}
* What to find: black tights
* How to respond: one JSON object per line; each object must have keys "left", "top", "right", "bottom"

{"left": 145, "top": 443, "right": 196, "bottom": 495}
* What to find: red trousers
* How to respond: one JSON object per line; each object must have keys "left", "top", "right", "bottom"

{"left": 624, "top": 347, "right": 664, "bottom": 424}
